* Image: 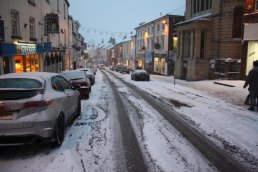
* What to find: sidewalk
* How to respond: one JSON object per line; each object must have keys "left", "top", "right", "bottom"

{"left": 151, "top": 75, "right": 249, "bottom": 108}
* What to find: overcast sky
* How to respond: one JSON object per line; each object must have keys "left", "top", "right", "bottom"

{"left": 69, "top": 0, "right": 185, "bottom": 47}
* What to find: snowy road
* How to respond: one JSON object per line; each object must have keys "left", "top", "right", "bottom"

{"left": 0, "top": 69, "right": 257, "bottom": 172}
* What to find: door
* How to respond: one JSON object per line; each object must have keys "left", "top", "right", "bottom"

{"left": 3, "top": 57, "right": 10, "bottom": 74}
{"left": 56, "top": 76, "right": 78, "bottom": 119}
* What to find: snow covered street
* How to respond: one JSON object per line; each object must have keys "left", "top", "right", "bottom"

{"left": 0, "top": 69, "right": 257, "bottom": 172}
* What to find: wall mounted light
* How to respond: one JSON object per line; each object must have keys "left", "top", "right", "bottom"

{"left": 162, "top": 20, "right": 167, "bottom": 25}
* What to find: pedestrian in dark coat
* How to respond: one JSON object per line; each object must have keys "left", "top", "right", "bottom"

{"left": 243, "top": 60, "right": 258, "bottom": 111}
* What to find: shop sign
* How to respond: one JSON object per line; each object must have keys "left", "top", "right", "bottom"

{"left": 0, "top": 20, "right": 4, "bottom": 42}
{"left": 45, "top": 14, "right": 59, "bottom": 34}
{"left": 145, "top": 52, "right": 153, "bottom": 61}
{"left": 16, "top": 44, "right": 36, "bottom": 55}
{"left": 44, "top": 42, "right": 52, "bottom": 52}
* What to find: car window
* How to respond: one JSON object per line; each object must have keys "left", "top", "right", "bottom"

{"left": 61, "top": 71, "right": 84, "bottom": 80}
{"left": 56, "top": 76, "right": 72, "bottom": 90}
{"left": 0, "top": 78, "right": 42, "bottom": 89}
{"left": 51, "top": 77, "right": 64, "bottom": 92}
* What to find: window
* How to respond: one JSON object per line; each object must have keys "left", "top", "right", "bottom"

{"left": 256, "top": 0, "right": 258, "bottom": 10}
{"left": 193, "top": 0, "right": 212, "bottom": 14}
{"left": 161, "top": 36, "right": 165, "bottom": 50}
{"left": 52, "top": 77, "right": 64, "bottom": 91}
{"left": 64, "top": 4, "right": 66, "bottom": 19}
{"left": 183, "top": 31, "right": 191, "bottom": 58}
{"left": 162, "top": 23, "right": 165, "bottom": 30}
{"left": 232, "top": 6, "right": 244, "bottom": 38}
{"left": 56, "top": 76, "right": 72, "bottom": 90}
{"left": 29, "top": 17, "right": 35, "bottom": 38}
{"left": 200, "top": 30, "right": 206, "bottom": 59}
{"left": 157, "top": 24, "right": 160, "bottom": 32}
{"left": 57, "top": 0, "right": 60, "bottom": 12}
{"left": 11, "top": 9, "right": 20, "bottom": 36}
{"left": 45, "top": 0, "right": 50, "bottom": 4}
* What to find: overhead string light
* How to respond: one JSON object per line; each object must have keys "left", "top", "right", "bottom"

{"left": 80, "top": 26, "right": 134, "bottom": 41}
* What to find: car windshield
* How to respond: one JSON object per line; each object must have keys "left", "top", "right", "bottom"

{"left": 134, "top": 70, "right": 147, "bottom": 73}
{"left": 0, "top": 78, "right": 43, "bottom": 89}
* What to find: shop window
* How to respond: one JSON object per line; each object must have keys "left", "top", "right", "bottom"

{"left": 256, "top": 0, "right": 258, "bottom": 11}
{"left": 29, "top": 17, "right": 36, "bottom": 38}
{"left": 11, "top": 9, "right": 20, "bottom": 36}
{"left": 232, "top": 6, "right": 244, "bottom": 38}
{"left": 15, "top": 55, "right": 39, "bottom": 73}
{"left": 15, "top": 56, "right": 24, "bottom": 73}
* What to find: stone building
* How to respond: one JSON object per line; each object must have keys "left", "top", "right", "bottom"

{"left": 0, "top": 0, "right": 78, "bottom": 74}
{"left": 135, "top": 14, "right": 184, "bottom": 75}
{"left": 175, "top": 0, "right": 245, "bottom": 81}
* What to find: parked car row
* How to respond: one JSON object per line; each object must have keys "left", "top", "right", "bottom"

{"left": 0, "top": 68, "right": 97, "bottom": 147}
{"left": 0, "top": 72, "right": 81, "bottom": 147}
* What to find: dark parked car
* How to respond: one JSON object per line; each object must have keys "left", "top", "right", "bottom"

{"left": 61, "top": 70, "right": 91, "bottom": 99}
{"left": 0, "top": 72, "right": 81, "bottom": 147}
{"left": 131, "top": 69, "right": 150, "bottom": 81}
{"left": 77, "top": 68, "right": 95, "bottom": 85}
{"left": 119, "top": 66, "right": 131, "bottom": 74}
{"left": 114, "top": 65, "right": 124, "bottom": 72}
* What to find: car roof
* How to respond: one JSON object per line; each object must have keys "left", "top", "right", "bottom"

{"left": 0, "top": 72, "right": 59, "bottom": 79}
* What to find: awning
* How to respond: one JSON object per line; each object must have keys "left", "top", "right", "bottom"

{"left": 243, "top": 23, "right": 258, "bottom": 41}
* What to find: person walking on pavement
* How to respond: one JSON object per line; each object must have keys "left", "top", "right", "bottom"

{"left": 243, "top": 60, "right": 258, "bottom": 111}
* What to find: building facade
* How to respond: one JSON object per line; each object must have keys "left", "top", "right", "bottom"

{"left": 175, "top": 0, "right": 245, "bottom": 81}
{"left": 243, "top": 0, "right": 258, "bottom": 76}
{"left": 135, "top": 15, "right": 184, "bottom": 75}
{"left": 0, "top": 0, "right": 71, "bottom": 75}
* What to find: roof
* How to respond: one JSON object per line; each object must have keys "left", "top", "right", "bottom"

{"left": 135, "top": 14, "right": 184, "bottom": 29}
{"left": 176, "top": 13, "right": 212, "bottom": 26}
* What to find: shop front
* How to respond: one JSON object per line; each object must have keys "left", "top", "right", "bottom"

{"left": 244, "top": 23, "right": 258, "bottom": 75}
{"left": 153, "top": 54, "right": 167, "bottom": 75}
{"left": 0, "top": 42, "right": 43, "bottom": 74}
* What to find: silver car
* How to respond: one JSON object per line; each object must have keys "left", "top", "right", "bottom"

{"left": 0, "top": 72, "right": 81, "bottom": 147}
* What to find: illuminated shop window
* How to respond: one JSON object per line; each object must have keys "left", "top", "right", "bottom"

{"left": 15, "top": 55, "right": 40, "bottom": 73}
{"left": 15, "top": 56, "right": 24, "bottom": 73}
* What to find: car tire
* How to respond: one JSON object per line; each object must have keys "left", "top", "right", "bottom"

{"left": 51, "top": 114, "right": 65, "bottom": 147}
{"left": 76, "top": 98, "right": 81, "bottom": 117}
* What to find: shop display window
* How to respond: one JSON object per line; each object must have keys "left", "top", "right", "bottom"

{"left": 15, "top": 55, "right": 40, "bottom": 73}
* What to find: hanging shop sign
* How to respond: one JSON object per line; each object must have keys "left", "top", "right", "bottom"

{"left": 45, "top": 14, "right": 59, "bottom": 34}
